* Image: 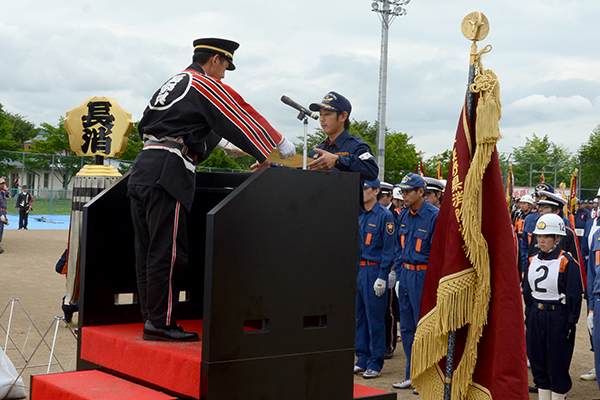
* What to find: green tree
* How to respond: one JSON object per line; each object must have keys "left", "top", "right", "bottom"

{"left": 509, "top": 133, "right": 574, "bottom": 187}
{"left": 422, "top": 150, "right": 452, "bottom": 181}
{"left": 117, "top": 122, "right": 142, "bottom": 161}
{"left": 577, "top": 124, "right": 600, "bottom": 199}
{"left": 199, "top": 148, "right": 243, "bottom": 170}
{"left": 0, "top": 105, "right": 17, "bottom": 151}
{"left": 5, "top": 111, "right": 37, "bottom": 149}
{"left": 384, "top": 132, "right": 418, "bottom": 183}
{"left": 116, "top": 123, "right": 142, "bottom": 174}
{"left": 295, "top": 130, "right": 326, "bottom": 154}
{"left": 295, "top": 119, "right": 419, "bottom": 183}
{"left": 0, "top": 105, "right": 18, "bottom": 178}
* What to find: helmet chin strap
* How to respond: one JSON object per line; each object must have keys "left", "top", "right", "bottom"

{"left": 544, "top": 241, "right": 559, "bottom": 254}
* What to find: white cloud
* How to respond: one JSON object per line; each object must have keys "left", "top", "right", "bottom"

{"left": 2, "top": 0, "right": 600, "bottom": 166}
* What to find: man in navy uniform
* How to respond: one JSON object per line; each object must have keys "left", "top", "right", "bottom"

{"left": 252, "top": 91, "right": 378, "bottom": 212}
{"left": 128, "top": 38, "right": 295, "bottom": 342}
{"left": 354, "top": 179, "right": 397, "bottom": 379}
{"left": 392, "top": 173, "right": 439, "bottom": 390}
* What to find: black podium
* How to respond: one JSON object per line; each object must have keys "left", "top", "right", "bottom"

{"left": 76, "top": 168, "right": 374, "bottom": 399}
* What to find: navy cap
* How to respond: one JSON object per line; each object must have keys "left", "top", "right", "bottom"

{"left": 309, "top": 91, "right": 352, "bottom": 116}
{"left": 364, "top": 179, "right": 381, "bottom": 189}
{"left": 537, "top": 190, "right": 567, "bottom": 207}
{"left": 398, "top": 173, "right": 426, "bottom": 190}
{"left": 193, "top": 38, "right": 239, "bottom": 71}
{"left": 534, "top": 182, "right": 554, "bottom": 194}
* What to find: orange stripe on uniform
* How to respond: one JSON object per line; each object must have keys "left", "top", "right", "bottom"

{"left": 559, "top": 256, "right": 568, "bottom": 273}
{"left": 365, "top": 233, "right": 372, "bottom": 246}
{"left": 401, "top": 234, "right": 405, "bottom": 248}
{"left": 416, "top": 238, "right": 422, "bottom": 253}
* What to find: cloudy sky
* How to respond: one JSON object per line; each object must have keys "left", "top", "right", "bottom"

{"left": 2, "top": 0, "right": 600, "bottom": 160}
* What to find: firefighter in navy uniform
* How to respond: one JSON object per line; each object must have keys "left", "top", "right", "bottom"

{"left": 375, "top": 181, "right": 400, "bottom": 360}
{"left": 392, "top": 173, "right": 439, "bottom": 391}
{"left": 354, "top": 179, "right": 397, "bottom": 379}
{"left": 253, "top": 92, "right": 377, "bottom": 209}
{"left": 523, "top": 213, "right": 583, "bottom": 400}
{"left": 128, "top": 38, "right": 295, "bottom": 342}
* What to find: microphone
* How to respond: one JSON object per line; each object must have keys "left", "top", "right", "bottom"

{"left": 280, "top": 95, "right": 319, "bottom": 120}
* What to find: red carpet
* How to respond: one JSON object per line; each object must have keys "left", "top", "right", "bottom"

{"left": 353, "top": 383, "right": 395, "bottom": 398}
{"left": 80, "top": 320, "right": 203, "bottom": 398}
{"left": 31, "top": 370, "right": 176, "bottom": 399}
{"left": 80, "top": 320, "right": 395, "bottom": 399}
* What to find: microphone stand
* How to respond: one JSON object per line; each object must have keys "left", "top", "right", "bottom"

{"left": 294, "top": 111, "right": 309, "bottom": 170}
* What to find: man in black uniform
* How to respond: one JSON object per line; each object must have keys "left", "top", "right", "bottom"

{"left": 128, "top": 38, "right": 295, "bottom": 342}
{"left": 15, "top": 184, "right": 33, "bottom": 230}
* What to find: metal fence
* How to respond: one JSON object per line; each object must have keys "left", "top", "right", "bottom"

{"left": 498, "top": 152, "right": 599, "bottom": 200}
{"left": 0, "top": 150, "right": 249, "bottom": 214}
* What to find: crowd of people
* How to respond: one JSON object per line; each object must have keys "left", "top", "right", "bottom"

{"left": 350, "top": 174, "right": 600, "bottom": 399}
{"left": 508, "top": 184, "right": 600, "bottom": 399}
{"left": 348, "top": 172, "right": 445, "bottom": 394}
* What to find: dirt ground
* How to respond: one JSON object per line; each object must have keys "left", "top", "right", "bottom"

{"left": 1, "top": 229, "right": 599, "bottom": 399}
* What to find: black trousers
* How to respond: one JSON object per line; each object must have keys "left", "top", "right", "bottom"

{"left": 128, "top": 185, "right": 188, "bottom": 327}
{"left": 385, "top": 286, "right": 400, "bottom": 352}
{"left": 527, "top": 304, "right": 574, "bottom": 394}
{"left": 18, "top": 208, "right": 28, "bottom": 228}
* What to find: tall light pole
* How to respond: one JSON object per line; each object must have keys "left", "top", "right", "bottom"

{"left": 371, "top": 0, "right": 410, "bottom": 181}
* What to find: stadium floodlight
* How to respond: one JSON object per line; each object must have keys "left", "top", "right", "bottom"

{"left": 370, "top": 0, "right": 411, "bottom": 180}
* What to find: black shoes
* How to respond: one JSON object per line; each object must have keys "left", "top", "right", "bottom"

{"left": 143, "top": 321, "right": 199, "bottom": 342}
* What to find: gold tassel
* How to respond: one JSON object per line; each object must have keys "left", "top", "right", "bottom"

{"left": 411, "top": 44, "right": 502, "bottom": 400}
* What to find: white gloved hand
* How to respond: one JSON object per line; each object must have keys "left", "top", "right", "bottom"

{"left": 217, "top": 138, "right": 246, "bottom": 158}
{"left": 374, "top": 278, "right": 387, "bottom": 297}
{"left": 276, "top": 137, "right": 296, "bottom": 159}
{"left": 588, "top": 311, "right": 594, "bottom": 336}
{"left": 388, "top": 270, "right": 396, "bottom": 289}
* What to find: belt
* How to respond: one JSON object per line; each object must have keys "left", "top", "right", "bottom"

{"left": 143, "top": 140, "right": 198, "bottom": 164}
{"left": 403, "top": 263, "right": 427, "bottom": 271}
{"left": 360, "top": 260, "right": 380, "bottom": 266}
{"left": 534, "top": 301, "right": 564, "bottom": 311}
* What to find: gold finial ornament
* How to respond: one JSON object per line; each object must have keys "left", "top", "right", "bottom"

{"left": 461, "top": 11, "right": 489, "bottom": 42}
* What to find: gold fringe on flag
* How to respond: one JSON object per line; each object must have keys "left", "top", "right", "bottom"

{"left": 411, "top": 44, "right": 502, "bottom": 400}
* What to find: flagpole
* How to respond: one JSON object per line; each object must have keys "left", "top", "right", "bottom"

{"left": 443, "top": 12, "right": 490, "bottom": 400}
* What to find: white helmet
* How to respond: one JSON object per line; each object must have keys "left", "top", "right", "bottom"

{"left": 392, "top": 187, "right": 403, "bottom": 200}
{"left": 520, "top": 194, "right": 534, "bottom": 205}
{"left": 533, "top": 214, "right": 566, "bottom": 236}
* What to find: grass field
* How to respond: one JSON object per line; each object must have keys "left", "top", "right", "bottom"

{"left": 5, "top": 197, "right": 72, "bottom": 215}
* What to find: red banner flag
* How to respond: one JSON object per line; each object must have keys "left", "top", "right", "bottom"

{"left": 411, "top": 59, "right": 529, "bottom": 399}
{"left": 506, "top": 164, "right": 514, "bottom": 214}
{"left": 569, "top": 169, "right": 578, "bottom": 214}
{"left": 414, "top": 151, "right": 426, "bottom": 177}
